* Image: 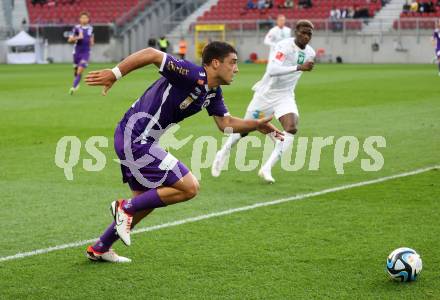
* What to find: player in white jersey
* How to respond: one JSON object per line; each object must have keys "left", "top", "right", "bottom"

{"left": 264, "top": 15, "right": 291, "bottom": 59}
{"left": 212, "top": 20, "right": 315, "bottom": 183}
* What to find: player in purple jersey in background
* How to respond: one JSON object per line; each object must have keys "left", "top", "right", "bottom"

{"left": 432, "top": 20, "right": 440, "bottom": 76}
{"left": 68, "top": 12, "right": 94, "bottom": 94}
{"left": 83, "top": 42, "right": 284, "bottom": 263}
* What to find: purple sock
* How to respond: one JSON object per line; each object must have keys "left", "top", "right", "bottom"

{"left": 73, "top": 74, "right": 81, "bottom": 88}
{"left": 92, "top": 221, "right": 119, "bottom": 253}
{"left": 122, "top": 189, "right": 166, "bottom": 215}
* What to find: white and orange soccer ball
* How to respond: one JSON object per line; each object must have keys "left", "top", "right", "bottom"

{"left": 386, "top": 247, "right": 422, "bottom": 282}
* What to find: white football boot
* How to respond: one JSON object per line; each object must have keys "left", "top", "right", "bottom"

{"left": 86, "top": 245, "right": 131, "bottom": 263}
{"left": 110, "top": 200, "right": 133, "bottom": 246}
{"left": 211, "top": 150, "right": 228, "bottom": 177}
{"left": 258, "top": 168, "right": 276, "bottom": 183}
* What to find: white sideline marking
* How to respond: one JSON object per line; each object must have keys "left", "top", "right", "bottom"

{"left": 1, "top": 165, "right": 438, "bottom": 263}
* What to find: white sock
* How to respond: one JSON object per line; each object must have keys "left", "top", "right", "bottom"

{"left": 219, "top": 133, "right": 241, "bottom": 156}
{"left": 261, "top": 131, "right": 295, "bottom": 171}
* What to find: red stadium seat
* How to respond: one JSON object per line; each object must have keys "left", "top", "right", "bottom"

{"left": 197, "top": 0, "right": 382, "bottom": 30}
{"left": 26, "top": 0, "right": 152, "bottom": 24}
{"left": 397, "top": 5, "right": 438, "bottom": 32}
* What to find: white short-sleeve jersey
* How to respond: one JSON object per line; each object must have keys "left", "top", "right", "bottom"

{"left": 253, "top": 38, "right": 315, "bottom": 99}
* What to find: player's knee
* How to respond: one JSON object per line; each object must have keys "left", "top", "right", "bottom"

{"left": 184, "top": 177, "right": 200, "bottom": 200}
{"left": 185, "top": 186, "right": 198, "bottom": 200}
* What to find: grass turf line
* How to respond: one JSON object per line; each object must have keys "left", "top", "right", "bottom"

{"left": 0, "top": 164, "right": 437, "bottom": 263}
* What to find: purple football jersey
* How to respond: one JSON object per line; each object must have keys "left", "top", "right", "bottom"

{"left": 72, "top": 24, "right": 93, "bottom": 54}
{"left": 434, "top": 29, "right": 440, "bottom": 51}
{"left": 119, "top": 54, "right": 230, "bottom": 144}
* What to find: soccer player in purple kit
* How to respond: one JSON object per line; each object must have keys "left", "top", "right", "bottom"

{"left": 68, "top": 12, "right": 94, "bottom": 95}
{"left": 432, "top": 20, "right": 440, "bottom": 77}
{"left": 84, "top": 42, "right": 284, "bottom": 262}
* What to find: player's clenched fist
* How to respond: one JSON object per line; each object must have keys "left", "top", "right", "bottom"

{"left": 85, "top": 69, "right": 116, "bottom": 95}
{"left": 298, "top": 61, "right": 314, "bottom": 72}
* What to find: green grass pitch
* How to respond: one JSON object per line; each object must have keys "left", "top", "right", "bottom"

{"left": 0, "top": 63, "right": 439, "bottom": 299}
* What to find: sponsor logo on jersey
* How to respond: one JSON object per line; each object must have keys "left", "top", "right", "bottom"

{"left": 275, "top": 51, "right": 286, "bottom": 61}
{"left": 179, "top": 97, "right": 194, "bottom": 110}
{"left": 158, "top": 152, "right": 178, "bottom": 171}
{"left": 252, "top": 110, "right": 265, "bottom": 119}
{"left": 202, "top": 99, "right": 211, "bottom": 108}
{"left": 166, "top": 61, "right": 189, "bottom": 76}
{"left": 206, "top": 93, "right": 216, "bottom": 99}
{"left": 297, "top": 52, "right": 305, "bottom": 64}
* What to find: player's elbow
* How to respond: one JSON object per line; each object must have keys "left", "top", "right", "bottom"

{"left": 216, "top": 122, "right": 227, "bottom": 132}
{"left": 215, "top": 117, "right": 230, "bottom": 132}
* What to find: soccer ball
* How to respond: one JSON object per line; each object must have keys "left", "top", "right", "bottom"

{"left": 386, "top": 247, "right": 422, "bottom": 282}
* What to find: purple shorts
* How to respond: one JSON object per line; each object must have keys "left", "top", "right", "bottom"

{"left": 436, "top": 49, "right": 440, "bottom": 58}
{"left": 114, "top": 125, "right": 190, "bottom": 191}
{"left": 73, "top": 52, "right": 90, "bottom": 68}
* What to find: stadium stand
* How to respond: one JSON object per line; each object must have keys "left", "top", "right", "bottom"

{"left": 26, "top": 0, "right": 151, "bottom": 24}
{"left": 393, "top": 0, "right": 440, "bottom": 29}
{"left": 196, "top": 0, "right": 382, "bottom": 30}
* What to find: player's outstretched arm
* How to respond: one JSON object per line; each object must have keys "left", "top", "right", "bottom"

{"left": 85, "top": 47, "right": 164, "bottom": 95}
{"left": 213, "top": 115, "right": 284, "bottom": 141}
{"left": 268, "top": 60, "right": 314, "bottom": 77}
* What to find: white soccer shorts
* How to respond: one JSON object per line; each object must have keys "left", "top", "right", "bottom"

{"left": 244, "top": 92, "right": 299, "bottom": 120}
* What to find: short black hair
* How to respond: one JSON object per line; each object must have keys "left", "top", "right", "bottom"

{"left": 79, "top": 11, "right": 89, "bottom": 18}
{"left": 202, "top": 41, "right": 237, "bottom": 65}
{"left": 296, "top": 20, "right": 314, "bottom": 31}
